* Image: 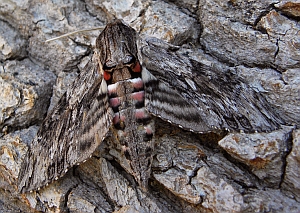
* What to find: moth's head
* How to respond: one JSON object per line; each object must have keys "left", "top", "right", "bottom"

{"left": 96, "top": 20, "right": 140, "bottom": 83}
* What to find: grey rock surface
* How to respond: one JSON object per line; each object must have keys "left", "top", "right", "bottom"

{"left": 0, "top": 59, "right": 56, "bottom": 134}
{"left": 0, "top": 0, "right": 299, "bottom": 212}
{"left": 282, "top": 129, "right": 300, "bottom": 202}
{"left": 0, "top": 126, "right": 38, "bottom": 212}
{"left": 0, "top": 20, "right": 27, "bottom": 61}
{"left": 236, "top": 66, "right": 300, "bottom": 124}
{"left": 219, "top": 126, "right": 293, "bottom": 187}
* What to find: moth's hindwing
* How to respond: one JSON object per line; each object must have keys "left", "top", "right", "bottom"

{"left": 18, "top": 57, "right": 114, "bottom": 193}
{"left": 141, "top": 68, "right": 212, "bottom": 132}
{"left": 140, "top": 38, "right": 284, "bottom": 133}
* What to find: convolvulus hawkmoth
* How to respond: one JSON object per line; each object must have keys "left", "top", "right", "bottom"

{"left": 18, "top": 19, "right": 284, "bottom": 193}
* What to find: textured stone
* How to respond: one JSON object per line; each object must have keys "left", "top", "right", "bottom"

{"left": 153, "top": 134, "right": 205, "bottom": 204}
{"left": 28, "top": 34, "right": 89, "bottom": 74}
{"left": 244, "top": 189, "right": 300, "bottom": 213}
{"left": 67, "top": 184, "right": 113, "bottom": 213}
{"left": 275, "top": 1, "right": 300, "bottom": 18}
{"left": 153, "top": 134, "right": 205, "bottom": 172}
{"left": 237, "top": 66, "right": 300, "bottom": 125}
{"left": 0, "top": 127, "right": 35, "bottom": 191}
{"left": 218, "top": 127, "right": 293, "bottom": 187}
{"left": 0, "top": 20, "right": 27, "bottom": 61}
{"left": 0, "top": 59, "right": 56, "bottom": 133}
{"left": 198, "top": 0, "right": 300, "bottom": 70}
{"left": 99, "top": 158, "right": 165, "bottom": 213}
{"left": 206, "top": 151, "right": 258, "bottom": 188}
{"left": 68, "top": 195, "right": 97, "bottom": 213}
{"left": 191, "top": 166, "right": 244, "bottom": 213}
{"left": 134, "top": 0, "right": 200, "bottom": 45}
{"left": 73, "top": 156, "right": 176, "bottom": 213}
{"left": 0, "top": 0, "right": 33, "bottom": 36}
{"left": 25, "top": 0, "right": 104, "bottom": 73}
{"left": 154, "top": 168, "right": 201, "bottom": 204}
{"left": 0, "top": 126, "right": 38, "bottom": 212}
{"left": 114, "top": 205, "right": 140, "bottom": 213}
{"left": 198, "top": 0, "right": 279, "bottom": 25}
{"left": 282, "top": 129, "right": 300, "bottom": 201}
{"left": 165, "top": 0, "right": 199, "bottom": 13}
{"left": 90, "top": 0, "right": 150, "bottom": 23}
{"left": 27, "top": 174, "right": 79, "bottom": 212}
{"left": 256, "top": 10, "right": 300, "bottom": 70}
{"left": 199, "top": 16, "right": 277, "bottom": 67}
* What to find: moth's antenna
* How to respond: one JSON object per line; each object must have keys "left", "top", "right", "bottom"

{"left": 45, "top": 27, "right": 105, "bottom": 42}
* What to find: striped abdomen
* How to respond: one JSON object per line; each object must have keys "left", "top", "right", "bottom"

{"left": 104, "top": 62, "right": 155, "bottom": 189}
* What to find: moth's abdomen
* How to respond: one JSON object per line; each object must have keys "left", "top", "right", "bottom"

{"left": 108, "top": 78, "right": 152, "bottom": 127}
{"left": 107, "top": 76, "right": 155, "bottom": 189}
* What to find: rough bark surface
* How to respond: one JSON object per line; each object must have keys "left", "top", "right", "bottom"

{"left": 0, "top": 0, "right": 299, "bottom": 212}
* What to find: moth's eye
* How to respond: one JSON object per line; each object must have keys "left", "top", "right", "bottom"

{"left": 123, "top": 55, "right": 135, "bottom": 65}
{"left": 103, "top": 60, "right": 116, "bottom": 70}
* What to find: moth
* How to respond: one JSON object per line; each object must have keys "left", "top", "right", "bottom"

{"left": 18, "top": 19, "right": 284, "bottom": 193}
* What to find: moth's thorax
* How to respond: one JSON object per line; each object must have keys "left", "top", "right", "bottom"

{"left": 96, "top": 19, "right": 138, "bottom": 75}
{"left": 111, "top": 67, "right": 131, "bottom": 83}
{"left": 103, "top": 60, "right": 141, "bottom": 83}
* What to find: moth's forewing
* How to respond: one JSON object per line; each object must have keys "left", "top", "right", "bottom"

{"left": 140, "top": 38, "right": 284, "bottom": 133}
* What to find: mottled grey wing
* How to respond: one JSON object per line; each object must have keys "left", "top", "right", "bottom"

{"left": 140, "top": 38, "right": 284, "bottom": 133}
{"left": 18, "top": 56, "right": 114, "bottom": 193}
